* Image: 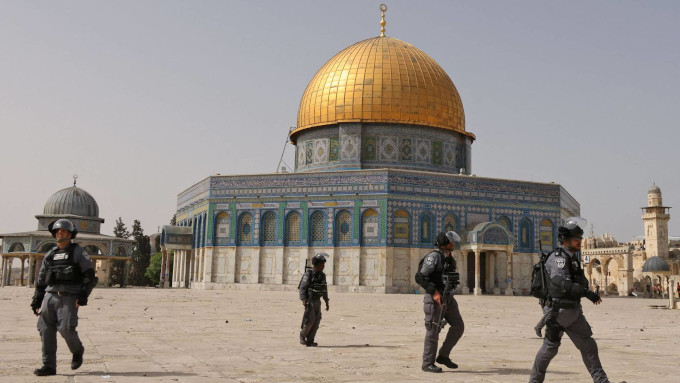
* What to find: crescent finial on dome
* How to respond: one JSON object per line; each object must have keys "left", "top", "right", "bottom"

{"left": 380, "top": 4, "right": 387, "bottom": 37}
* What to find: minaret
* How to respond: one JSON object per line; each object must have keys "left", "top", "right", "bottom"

{"left": 642, "top": 183, "right": 671, "bottom": 259}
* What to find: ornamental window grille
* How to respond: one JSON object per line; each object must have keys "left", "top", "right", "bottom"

{"left": 310, "top": 211, "right": 325, "bottom": 243}
{"left": 336, "top": 210, "right": 352, "bottom": 243}
{"left": 262, "top": 212, "right": 276, "bottom": 243}
{"left": 519, "top": 218, "right": 533, "bottom": 249}
{"left": 362, "top": 209, "right": 379, "bottom": 245}
{"left": 420, "top": 212, "right": 433, "bottom": 244}
{"left": 286, "top": 212, "right": 301, "bottom": 243}
{"left": 540, "top": 219, "right": 554, "bottom": 247}
{"left": 443, "top": 213, "right": 457, "bottom": 232}
{"left": 215, "top": 212, "right": 230, "bottom": 244}
{"left": 239, "top": 213, "right": 252, "bottom": 243}
{"left": 394, "top": 210, "right": 410, "bottom": 244}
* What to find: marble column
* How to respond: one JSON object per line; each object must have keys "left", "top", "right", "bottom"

{"left": 20, "top": 258, "right": 26, "bottom": 286}
{"left": 474, "top": 249, "right": 481, "bottom": 295}
{"left": 159, "top": 248, "right": 167, "bottom": 288}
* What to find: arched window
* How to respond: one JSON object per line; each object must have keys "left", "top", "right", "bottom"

{"left": 215, "top": 212, "right": 230, "bottom": 244}
{"left": 310, "top": 211, "right": 325, "bottom": 243}
{"left": 261, "top": 211, "right": 277, "bottom": 244}
{"left": 335, "top": 210, "right": 352, "bottom": 244}
{"left": 498, "top": 216, "right": 512, "bottom": 232}
{"left": 238, "top": 213, "right": 253, "bottom": 244}
{"left": 37, "top": 242, "right": 56, "bottom": 253}
{"left": 443, "top": 213, "right": 458, "bottom": 232}
{"left": 8, "top": 242, "right": 25, "bottom": 252}
{"left": 84, "top": 245, "right": 103, "bottom": 255}
{"left": 540, "top": 219, "right": 554, "bottom": 247}
{"left": 419, "top": 212, "right": 434, "bottom": 244}
{"left": 286, "top": 211, "right": 301, "bottom": 243}
{"left": 519, "top": 218, "right": 533, "bottom": 250}
{"left": 393, "top": 210, "right": 410, "bottom": 245}
{"left": 361, "top": 209, "right": 379, "bottom": 245}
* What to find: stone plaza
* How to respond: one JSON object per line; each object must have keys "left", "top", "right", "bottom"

{"left": 1, "top": 287, "right": 677, "bottom": 382}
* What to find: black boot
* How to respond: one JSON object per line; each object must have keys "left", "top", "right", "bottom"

{"left": 436, "top": 355, "right": 458, "bottom": 369}
{"left": 306, "top": 340, "right": 318, "bottom": 347}
{"left": 422, "top": 364, "right": 442, "bottom": 373}
{"left": 34, "top": 366, "right": 56, "bottom": 376}
{"left": 71, "top": 349, "right": 84, "bottom": 370}
{"left": 299, "top": 334, "right": 306, "bottom": 345}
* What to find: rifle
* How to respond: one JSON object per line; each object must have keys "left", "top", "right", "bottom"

{"left": 434, "top": 271, "right": 460, "bottom": 333}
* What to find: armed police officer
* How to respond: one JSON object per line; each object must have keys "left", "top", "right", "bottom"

{"left": 299, "top": 253, "right": 329, "bottom": 347}
{"left": 416, "top": 231, "right": 464, "bottom": 373}
{"left": 30, "top": 219, "right": 98, "bottom": 376}
{"left": 529, "top": 218, "right": 614, "bottom": 383}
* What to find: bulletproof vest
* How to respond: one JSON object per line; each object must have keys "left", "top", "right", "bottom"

{"left": 548, "top": 248, "right": 585, "bottom": 299}
{"left": 46, "top": 244, "right": 83, "bottom": 285}
{"left": 308, "top": 271, "right": 327, "bottom": 297}
{"left": 429, "top": 251, "right": 456, "bottom": 292}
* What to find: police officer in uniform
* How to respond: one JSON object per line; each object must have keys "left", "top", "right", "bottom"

{"left": 299, "top": 253, "right": 329, "bottom": 347}
{"left": 417, "top": 231, "right": 464, "bottom": 373}
{"left": 30, "top": 219, "right": 98, "bottom": 376}
{"left": 529, "top": 218, "right": 614, "bottom": 383}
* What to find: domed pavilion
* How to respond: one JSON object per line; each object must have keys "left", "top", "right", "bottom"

{"left": 1, "top": 179, "right": 134, "bottom": 287}
{"left": 164, "top": 6, "right": 580, "bottom": 295}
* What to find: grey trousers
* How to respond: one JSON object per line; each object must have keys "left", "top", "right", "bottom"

{"left": 422, "top": 294, "right": 464, "bottom": 367}
{"left": 37, "top": 292, "right": 84, "bottom": 369}
{"left": 529, "top": 306, "right": 609, "bottom": 383}
{"left": 300, "top": 299, "right": 322, "bottom": 342}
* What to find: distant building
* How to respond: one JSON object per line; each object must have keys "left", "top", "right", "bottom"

{"left": 0, "top": 181, "right": 134, "bottom": 287}
{"left": 582, "top": 184, "right": 680, "bottom": 296}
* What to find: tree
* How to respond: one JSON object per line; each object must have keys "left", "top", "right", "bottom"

{"left": 129, "top": 220, "right": 152, "bottom": 286}
{"left": 110, "top": 217, "right": 130, "bottom": 287}
{"left": 113, "top": 217, "right": 131, "bottom": 239}
{"left": 145, "top": 252, "right": 172, "bottom": 286}
{"left": 170, "top": 214, "right": 176, "bottom": 226}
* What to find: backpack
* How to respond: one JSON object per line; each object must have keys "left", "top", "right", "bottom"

{"left": 297, "top": 260, "right": 313, "bottom": 289}
{"left": 530, "top": 250, "right": 551, "bottom": 300}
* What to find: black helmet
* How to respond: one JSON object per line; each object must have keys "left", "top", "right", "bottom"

{"left": 558, "top": 217, "right": 585, "bottom": 243}
{"left": 48, "top": 219, "right": 78, "bottom": 239}
{"left": 312, "top": 253, "right": 328, "bottom": 265}
{"left": 435, "top": 231, "right": 461, "bottom": 247}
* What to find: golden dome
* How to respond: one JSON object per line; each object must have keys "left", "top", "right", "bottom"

{"left": 293, "top": 36, "right": 473, "bottom": 143}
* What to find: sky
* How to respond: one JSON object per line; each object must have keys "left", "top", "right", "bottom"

{"left": 1, "top": 1, "right": 678, "bottom": 243}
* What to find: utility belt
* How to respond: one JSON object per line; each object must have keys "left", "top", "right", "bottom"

{"left": 547, "top": 299, "right": 580, "bottom": 310}
{"left": 48, "top": 291, "right": 75, "bottom": 296}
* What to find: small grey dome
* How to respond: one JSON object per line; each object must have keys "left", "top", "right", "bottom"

{"left": 642, "top": 256, "right": 670, "bottom": 272}
{"left": 648, "top": 183, "right": 661, "bottom": 194}
{"left": 43, "top": 186, "right": 99, "bottom": 218}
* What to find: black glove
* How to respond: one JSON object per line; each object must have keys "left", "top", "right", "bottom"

{"left": 77, "top": 295, "right": 88, "bottom": 306}
{"left": 31, "top": 289, "right": 45, "bottom": 315}
{"left": 585, "top": 291, "right": 600, "bottom": 303}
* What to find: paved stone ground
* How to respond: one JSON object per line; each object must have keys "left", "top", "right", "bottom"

{"left": 1, "top": 287, "right": 678, "bottom": 383}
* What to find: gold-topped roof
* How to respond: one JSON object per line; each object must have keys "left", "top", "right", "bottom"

{"left": 292, "top": 36, "right": 473, "bottom": 143}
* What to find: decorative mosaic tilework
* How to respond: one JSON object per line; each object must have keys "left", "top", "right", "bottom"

{"left": 432, "top": 141, "right": 442, "bottom": 165}
{"left": 400, "top": 138, "right": 412, "bottom": 161}
{"left": 378, "top": 136, "right": 399, "bottom": 161}
{"left": 313, "top": 139, "right": 329, "bottom": 163}
{"left": 306, "top": 142, "right": 313, "bottom": 165}
{"left": 340, "top": 134, "right": 360, "bottom": 161}
{"left": 297, "top": 146, "right": 305, "bottom": 169}
{"left": 363, "top": 136, "right": 376, "bottom": 160}
{"left": 415, "top": 139, "right": 431, "bottom": 163}
{"left": 337, "top": 210, "right": 351, "bottom": 243}
{"left": 361, "top": 209, "right": 379, "bottom": 245}
{"left": 456, "top": 144, "right": 466, "bottom": 169}
{"left": 443, "top": 142, "right": 455, "bottom": 167}
{"left": 329, "top": 138, "right": 339, "bottom": 161}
